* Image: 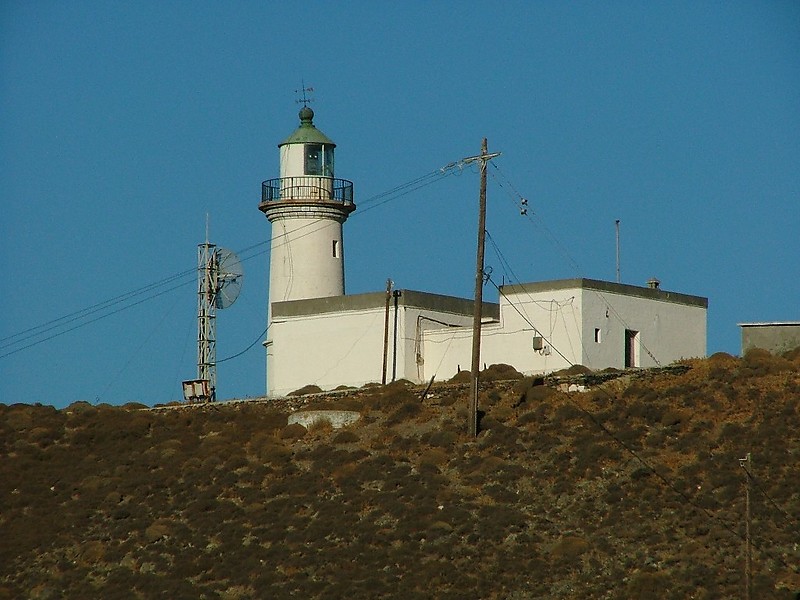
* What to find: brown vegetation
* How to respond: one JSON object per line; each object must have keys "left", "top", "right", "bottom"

{"left": 1, "top": 355, "right": 799, "bottom": 598}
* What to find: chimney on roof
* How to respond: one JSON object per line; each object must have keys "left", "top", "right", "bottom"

{"left": 647, "top": 277, "right": 661, "bottom": 290}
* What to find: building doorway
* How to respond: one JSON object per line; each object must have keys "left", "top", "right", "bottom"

{"left": 625, "top": 329, "right": 639, "bottom": 368}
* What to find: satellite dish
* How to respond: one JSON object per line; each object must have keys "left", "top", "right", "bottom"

{"left": 214, "top": 247, "right": 243, "bottom": 309}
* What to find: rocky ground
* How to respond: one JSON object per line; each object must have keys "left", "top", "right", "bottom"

{"left": 2, "top": 349, "right": 799, "bottom": 599}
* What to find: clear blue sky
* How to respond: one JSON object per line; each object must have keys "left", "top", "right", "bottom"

{"left": 2, "top": 2, "right": 798, "bottom": 408}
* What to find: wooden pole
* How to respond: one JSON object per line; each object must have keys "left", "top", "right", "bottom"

{"left": 381, "top": 278, "right": 392, "bottom": 385}
{"left": 469, "top": 139, "right": 489, "bottom": 437}
{"left": 461, "top": 140, "right": 501, "bottom": 437}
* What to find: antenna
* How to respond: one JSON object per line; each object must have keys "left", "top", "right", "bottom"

{"left": 295, "top": 80, "right": 314, "bottom": 107}
{"left": 183, "top": 236, "right": 243, "bottom": 403}
{"left": 615, "top": 219, "right": 621, "bottom": 283}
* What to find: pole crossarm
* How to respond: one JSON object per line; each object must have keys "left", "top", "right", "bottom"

{"left": 461, "top": 151, "right": 502, "bottom": 166}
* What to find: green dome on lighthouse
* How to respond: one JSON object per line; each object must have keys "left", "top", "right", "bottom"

{"left": 279, "top": 106, "right": 336, "bottom": 147}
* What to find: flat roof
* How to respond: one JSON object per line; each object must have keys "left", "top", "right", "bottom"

{"left": 738, "top": 321, "right": 800, "bottom": 328}
{"left": 272, "top": 289, "right": 500, "bottom": 319}
{"left": 273, "top": 277, "right": 708, "bottom": 318}
{"left": 500, "top": 278, "right": 708, "bottom": 309}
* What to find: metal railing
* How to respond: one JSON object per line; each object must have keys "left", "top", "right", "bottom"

{"left": 261, "top": 177, "right": 354, "bottom": 205}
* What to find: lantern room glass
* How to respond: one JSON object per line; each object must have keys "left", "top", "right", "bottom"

{"left": 305, "top": 144, "right": 334, "bottom": 177}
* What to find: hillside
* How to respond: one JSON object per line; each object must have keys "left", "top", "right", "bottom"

{"left": 2, "top": 350, "right": 799, "bottom": 599}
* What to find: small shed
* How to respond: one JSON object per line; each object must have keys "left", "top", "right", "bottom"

{"left": 739, "top": 322, "right": 800, "bottom": 355}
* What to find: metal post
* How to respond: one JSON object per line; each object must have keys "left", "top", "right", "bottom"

{"left": 463, "top": 139, "right": 500, "bottom": 437}
{"left": 739, "top": 453, "right": 752, "bottom": 600}
{"left": 382, "top": 279, "right": 392, "bottom": 385}
{"left": 392, "top": 289, "right": 401, "bottom": 382}
{"left": 615, "top": 219, "right": 621, "bottom": 284}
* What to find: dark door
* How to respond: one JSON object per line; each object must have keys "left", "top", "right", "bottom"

{"left": 625, "top": 329, "right": 638, "bottom": 368}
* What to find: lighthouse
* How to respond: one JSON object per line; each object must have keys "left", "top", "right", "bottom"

{"left": 260, "top": 106, "right": 355, "bottom": 392}
{"left": 260, "top": 106, "right": 355, "bottom": 306}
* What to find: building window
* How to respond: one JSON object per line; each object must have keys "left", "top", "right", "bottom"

{"left": 332, "top": 240, "right": 339, "bottom": 258}
{"left": 594, "top": 328, "right": 602, "bottom": 343}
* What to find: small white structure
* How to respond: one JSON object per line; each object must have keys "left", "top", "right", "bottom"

{"left": 739, "top": 321, "right": 800, "bottom": 355}
{"left": 260, "top": 108, "right": 708, "bottom": 397}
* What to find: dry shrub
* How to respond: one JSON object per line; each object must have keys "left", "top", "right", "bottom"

{"left": 279, "top": 423, "right": 307, "bottom": 440}
{"left": 424, "top": 430, "right": 458, "bottom": 448}
{"left": 661, "top": 407, "right": 689, "bottom": 428}
{"left": 550, "top": 536, "right": 590, "bottom": 562}
{"left": 783, "top": 345, "right": 800, "bottom": 363}
{"left": 288, "top": 384, "right": 323, "bottom": 396}
{"left": 553, "top": 364, "right": 592, "bottom": 376}
{"left": 449, "top": 370, "right": 471, "bottom": 383}
{"left": 144, "top": 518, "right": 173, "bottom": 543}
{"left": 419, "top": 447, "right": 449, "bottom": 468}
{"left": 742, "top": 348, "right": 795, "bottom": 377}
{"left": 386, "top": 400, "right": 422, "bottom": 426}
{"left": 368, "top": 381, "right": 417, "bottom": 410}
{"left": 481, "top": 363, "right": 523, "bottom": 381}
{"left": 489, "top": 405, "right": 514, "bottom": 423}
{"left": 514, "top": 376, "right": 555, "bottom": 406}
{"left": 625, "top": 571, "right": 670, "bottom": 599}
{"left": 307, "top": 417, "right": 333, "bottom": 435}
{"left": 708, "top": 351, "right": 739, "bottom": 366}
{"left": 332, "top": 430, "right": 359, "bottom": 444}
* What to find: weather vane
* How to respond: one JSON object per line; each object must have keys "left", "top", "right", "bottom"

{"left": 295, "top": 81, "right": 314, "bottom": 107}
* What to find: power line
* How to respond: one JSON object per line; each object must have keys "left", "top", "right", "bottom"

{"left": 488, "top": 162, "right": 663, "bottom": 367}
{"left": 217, "top": 326, "right": 269, "bottom": 364}
{"left": 0, "top": 269, "right": 196, "bottom": 348}
{"left": 1, "top": 164, "right": 458, "bottom": 360}
{"left": 0, "top": 279, "right": 195, "bottom": 360}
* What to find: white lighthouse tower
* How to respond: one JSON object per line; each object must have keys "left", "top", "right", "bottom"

{"left": 260, "top": 106, "right": 355, "bottom": 391}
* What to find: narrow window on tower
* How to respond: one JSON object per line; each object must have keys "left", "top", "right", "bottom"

{"left": 322, "top": 146, "right": 334, "bottom": 177}
{"left": 594, "top": 328, "right": 602, "bottom": 343}
{"left": 332, "top": 240, "right": 339, "bottom": 258}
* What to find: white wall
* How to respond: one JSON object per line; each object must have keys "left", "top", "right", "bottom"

{"left": 421, "top": 282, "right": 706, "bottom": 379}
{"left": 268, "top": 307, "right": 385, "bottom": 396}
{"left": 267, "top": 300, "right": 476, "bottom": 396}
{"left": 268, "top": 216, "right": 345, "bottom": 307}
{"left": 579, "top": 288, "right": 706, "bottom": 368}
{"left": 279, "top": 144, "right": 304, "bottom": 179}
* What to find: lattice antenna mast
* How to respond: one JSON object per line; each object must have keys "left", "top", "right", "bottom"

{"left": 197, "top": 241, "right": 219, "bottom": 401}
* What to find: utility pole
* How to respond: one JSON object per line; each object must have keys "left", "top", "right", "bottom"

{"left": 381, "top": 278, "right": 392, "bottom": 385}
{"left": 464, "top": 139, "right": 501, "bottom": 437}
{"left": 739, "top": 452, "right": 752, "bottom": 600}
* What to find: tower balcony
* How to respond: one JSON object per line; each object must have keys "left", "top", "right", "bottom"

{"left": 260, "top": 176, "right": 354, "bottom": 210}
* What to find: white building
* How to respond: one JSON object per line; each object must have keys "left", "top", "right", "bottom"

{"left": 266, "top": 280, "right": 707, "bottom": 397}
{"left": 260, "top": 109, "right": 708, "bottom": 397}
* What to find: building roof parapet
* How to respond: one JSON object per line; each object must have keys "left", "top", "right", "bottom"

{"left": 500, "top": 278, "right": 708, "bottom": 309}
{"left": 272, "top": 289, "right": 500, "bottom": 319}
{"left": 738, "top": 321, "right": 800, "bottom": 327}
